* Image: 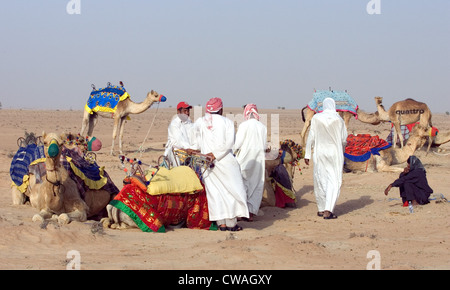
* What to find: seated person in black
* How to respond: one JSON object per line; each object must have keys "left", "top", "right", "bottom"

{"left": 384, "top": 155, "right": 433, "bottom": 205}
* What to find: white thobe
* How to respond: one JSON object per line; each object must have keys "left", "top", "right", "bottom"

{"left": 192, "top": 114, "right": 249, "bottom": 221}
{"left": 233, "top": 118, "right": 267, "bottom": 215}
{"left": 164, "top": 115, "right": 194, "bottom": 167}
{"left": 304, "top": 100, "right": 347, "bottom": 213}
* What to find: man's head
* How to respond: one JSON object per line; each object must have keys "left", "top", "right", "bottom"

{"left": 177, "top": 101, "right": 192, "bottom": 116}
{"left": 206, "top": 97, "right": 223, "bottom": 115}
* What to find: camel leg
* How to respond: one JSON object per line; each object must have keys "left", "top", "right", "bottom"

{"left": 80, "top": 110, "right": 91, "bottom": 137}
{"left": 32, "top": 209, "right": 53, "bottom": 222}
{"left": 375, "top": 158, "right": 404, "bottom": 173}
{"left": 300, "top": 109, "right": 314, "bottom": 147}
{"left": 58, "top": 209, "right": 87, "bottom": 224}
{"left": 262, "top": 171, "right": 276, "bottom": 207}
{"left": 110, "top": 117, "right": 121, "bottom": 155}
{"left": 11, "top": 187, "right": 26, "bottom": 205}
{"left": 87, "top": 114, "right": 98, "bottom": 136}
{"left": 392, "top": 122, "right": 404, "bottom": 148}
{"left": 118, "top": 117, "right": 127, "bottom": 155}
{"left": 104, "top": 205, "right": 137, "bottom": 229}
{"left": 426, "top": 138, "right": 432, "bottom": 155}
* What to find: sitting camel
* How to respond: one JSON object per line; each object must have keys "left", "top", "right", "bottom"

{"left": 80, "top": 83, "right": 166, "bottom": 155}
{"left": 300, "top": 106, "right": 381, "bottom": 146}
{"left": 433, "top": 130, "right": 450, "bottom": 146}
{"left": 375, "top": 97, "right": 433, "bottom": 150}
{"left": 11, "top": 132, "right": 113, "bottom": 224}
{"left": 344, "top": 126, "right": 429, "bottom": 173}
{"left": 101, "top": 161, "right": 212, "bottom": 232}
{"left": 262, "top": 139, "right": 303, "bottom": 208}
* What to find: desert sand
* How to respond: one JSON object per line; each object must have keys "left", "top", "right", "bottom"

{"left": 0, "top": 107, "right": 449, "bottom": 270}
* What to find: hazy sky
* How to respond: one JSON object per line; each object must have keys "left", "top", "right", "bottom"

{"left": 1, "top": 1, "right": 449, "bottom": 113}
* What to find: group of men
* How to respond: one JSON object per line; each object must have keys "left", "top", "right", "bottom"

{"left": 164, "top": 98, "right": 267, "bottom": 231}
{"left": 164, "top": 96, "right": 351, "bottom": 231}
{"left": 164, "top": 96, "right": 433, "bottom": 230}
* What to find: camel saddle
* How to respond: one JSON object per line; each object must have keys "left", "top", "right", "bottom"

{"left": 308, "top": 90, "right": 358, "bottom": 117}
{"left": 85, "top": 82, "right": 130, "bottom": 115}
{"left": 344, "top": 134, "right": 391, "bottom": 162}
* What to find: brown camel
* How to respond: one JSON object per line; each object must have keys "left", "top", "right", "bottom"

{"left": 374, "top": 97, "right": 433, "bottom": 150}
{"left": 80, "top": 89, "right": 166, "bottom": 155}
{"left": 11, "top": 132, "right": 112, "bottom": 224}
{"left": 300, "top": 106, "right": 381, "bottom": 147}
{"left": 344, "top": 126, "right": 429, "bottom": 173}
{"left": 434, "top": 130, "right": 450, "bottom": 146}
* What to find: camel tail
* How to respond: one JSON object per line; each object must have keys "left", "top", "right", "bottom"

{"left": 301, "top": 106, "right": 307, "bottom": 122}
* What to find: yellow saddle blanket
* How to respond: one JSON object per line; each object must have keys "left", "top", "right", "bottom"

{"left": 145, "top": 166, "right": 204, "bottom": 195}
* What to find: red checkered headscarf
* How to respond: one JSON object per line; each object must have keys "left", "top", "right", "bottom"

{"left": 206, "top": 97, "right": 223, "bottom": 113}
{"left": 244, "top": 103, "right": 260, "bottom": 121}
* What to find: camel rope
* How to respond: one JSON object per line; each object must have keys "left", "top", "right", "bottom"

{"left": 432, "top": 151, "right": 450, "bottom": 156}
{"left": 137, "top": 102, "right": 161, "bottom": 158}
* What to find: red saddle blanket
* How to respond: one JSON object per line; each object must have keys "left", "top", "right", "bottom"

{"left": 110, "top": 184, "right": 213, "bottom": 232}
{"left": 344, "top": 134, "right": 391, "bottom": 162}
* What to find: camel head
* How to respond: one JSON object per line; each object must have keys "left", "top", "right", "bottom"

{"left": 408, "top": 125, "right": 429, "bottom": 149}
{"left": 374, "top": 96, "right": 383, "bottom": 106}
{"left": 280, "top": 139, "right": 304, "bottom": 165}
{"left": 42, "top": 132, "right": 65, "bottom": 159}
{"left": 147, "top": 90, "right": 167, "bottom": 103}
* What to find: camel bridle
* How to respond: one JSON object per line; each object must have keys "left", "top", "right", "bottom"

{"left": 45, "top": 138, "right": 66, "bottom": 197}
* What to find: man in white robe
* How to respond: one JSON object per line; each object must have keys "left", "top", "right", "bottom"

{"left": 233, "top": 104, "right": 267, "bottom": 220}
{"left": 164, "top": 101, "right": 194, "bottom": 167}
{"left": 304, "top": 98, "right": 347, "bottom": 219}
{"left": 191, "top": 97, "right": 249, "bottom": 231}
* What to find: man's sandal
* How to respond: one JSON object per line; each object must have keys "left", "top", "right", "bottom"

{"left": 228, "top": 225, "right": 243, "bottom": 231}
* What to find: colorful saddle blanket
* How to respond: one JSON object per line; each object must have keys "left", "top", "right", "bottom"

{"left": 85, "top": 83, "right": 130, "bottom": 114}
{"left": 110, "top": 184, "right": 213, "bottom": 232}
{"left": 308, "top": 90, "right": 358, "bottom": 116}
{"left": 61, "top": 147, "right": 119, "bottom": 198}
{"left": 344, "top": 134, "right": 391, "bottom": 162}
{"left": 10, "top": 143, "right": 45, "bottom": 188}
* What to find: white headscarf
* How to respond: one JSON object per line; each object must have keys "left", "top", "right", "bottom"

{"left": 322, "top": 97, "right": 339, "bottom": 116}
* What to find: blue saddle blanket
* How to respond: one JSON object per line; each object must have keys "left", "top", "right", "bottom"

{"left": 10, "top": 143, "right": 45, "bottom": 187}
{"left": 308, "top": 90, "right": 358, "bottom": 116}
{"left": 85, "top": 83, "right": 128, "bottom": 114}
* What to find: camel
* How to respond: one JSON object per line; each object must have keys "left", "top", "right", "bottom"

{"left": 80, "top": 89, "right": 166, "bottom": 155}
{"left": 434, "top": 130, "right": 450, "bottom": 146}
{"left": 374, "top": 97, "right": 433, "bottom": 150}
{"left": 344, "top": 126, "right": 429, "bottom": 173}
{"left": 422, "top": 130, "right": 450, "bottom": 153}
{"left": 300, "top": 106, "right": 381, "bottom": 147}
{"left": 11, "top": 132, "right": 112, "bottom": 224}
{"left": 262, "top": 140, "right": 303, "bottom": 207}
